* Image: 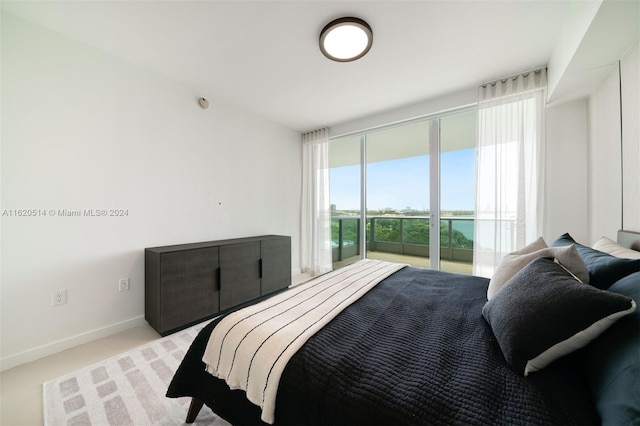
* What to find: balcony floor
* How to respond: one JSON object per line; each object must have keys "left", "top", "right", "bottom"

{"left": 334, "top": 251, "right": 473, "bottom": 275}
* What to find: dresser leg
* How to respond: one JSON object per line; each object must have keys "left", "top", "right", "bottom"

{"left": 186, "top": 398, "right": 205, "bottom": 423}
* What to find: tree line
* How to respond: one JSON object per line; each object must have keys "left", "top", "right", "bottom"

{"left": 332, "top": 217, "right": 474, "bottom": 249}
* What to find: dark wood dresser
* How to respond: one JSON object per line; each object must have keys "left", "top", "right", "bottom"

{"left": 145, "top": 235, "right": 291, "bottom": 335}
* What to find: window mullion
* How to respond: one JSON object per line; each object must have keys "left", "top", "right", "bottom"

{"left": 429, "top": 119, "right": 441, "bottom": 270}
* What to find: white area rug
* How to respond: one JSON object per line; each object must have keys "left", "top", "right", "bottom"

{"left": 43, "top": 322, "right": 231, "bottom": 426}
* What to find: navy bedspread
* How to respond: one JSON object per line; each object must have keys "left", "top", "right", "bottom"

{"left": 167, "top": 266, "right": 599, "bottom": 425}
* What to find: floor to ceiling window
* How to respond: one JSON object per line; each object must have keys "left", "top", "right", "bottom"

{"left": 364, "top": 121, "right": 431, "bottom": 266}
{"left": 329, "top": 108, "right": 476, "bottom": 274}
{"left": 329, "top": 134, "right": 362, "bottom": 266}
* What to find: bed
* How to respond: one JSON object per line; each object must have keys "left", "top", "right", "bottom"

{"left": 166, "top": 230, "right": 640, "bottom": 425}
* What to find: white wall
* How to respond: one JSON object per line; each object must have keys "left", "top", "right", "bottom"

{"left": 587, "top": 65, "right": 623, "bottom": 242}
{"left": 621, "top": 40, "right": 640, "bottom": 232}
{"left": 545, "top": 41, "right": 640, "bottom": 246}
{"left": 547, "top": 0, "right": 601, "bottom": 100}
{"left": 586, "top": 39, "right": 640, "bottom": 243}
{"left": 544, "top": 100, "right": 589, "bottom": 243}
{"left": 1, "top": 13, "right": 301, "bottom": 370}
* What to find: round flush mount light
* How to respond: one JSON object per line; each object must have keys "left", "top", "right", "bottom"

{"left": 319, "top": 17, "right": 373, "bottom": 62}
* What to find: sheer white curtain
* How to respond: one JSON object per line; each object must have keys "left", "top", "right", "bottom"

{"left": 473, "top": 69, "right": 547, "bottom": 278}
{"left": 300, "top": 128, "right": 332, "bottom": 276}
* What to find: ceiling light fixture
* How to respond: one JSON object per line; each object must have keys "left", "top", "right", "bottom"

{"left": 319, "top": 17, "right": 373, "bottom": 62}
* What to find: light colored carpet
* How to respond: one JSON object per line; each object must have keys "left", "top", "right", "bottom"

{"left": 43, "top": 321, "right": 231, "bottom": 426}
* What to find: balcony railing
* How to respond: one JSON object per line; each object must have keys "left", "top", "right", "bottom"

{"left": 331, "top": 216, "right": 475, "bottom": 264}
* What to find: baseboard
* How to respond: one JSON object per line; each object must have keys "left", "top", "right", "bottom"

{"left": 0, "top": 315, "right": 147, "bottom": 372}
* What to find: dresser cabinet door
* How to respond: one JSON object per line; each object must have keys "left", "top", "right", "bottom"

{"left": 159, "top": 247, "right": 219, "bottom": 333}
{"left": 146, "top": 235, "right": 291, "bottom": 335}
{"left": 219, "top": 242, "right": 261, "bottom": 311}
{"left": 261, "top": 237, "right": 292, "bottom": 295}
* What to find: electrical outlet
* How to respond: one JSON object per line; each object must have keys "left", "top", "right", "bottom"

{"left": 119, "top": 278, "right": 130, "bottom": 292}
{"left": 52, "top": 289, "right": 67, "bottom": 306}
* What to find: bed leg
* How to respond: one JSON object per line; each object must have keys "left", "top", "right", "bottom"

{"left": 186, "top": 398, "right": 205, "bottom": 423}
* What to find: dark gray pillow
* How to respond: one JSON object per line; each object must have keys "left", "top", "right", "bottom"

{"left": 551, "top": 233, "right": 640, "bottom": 289}
{"left": 482, "top": 257, "right": 636, "bottom": 376}
{"left": 582, "top": 272, "right": 640, "bottom": 426}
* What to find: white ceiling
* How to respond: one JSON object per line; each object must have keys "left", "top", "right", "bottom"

{"left": 2, "top": 0, "right": 578, "bottom": 131}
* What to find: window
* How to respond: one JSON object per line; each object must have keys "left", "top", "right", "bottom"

{"left": 330, "top": 108, "right": 476, "bottom": 273}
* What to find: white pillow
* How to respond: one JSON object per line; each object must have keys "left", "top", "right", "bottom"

{"left": 487, "top": 237, "right": 590, "bottom": 300}
{"left": 593, "top": 236, "right": 640, "bottom": 260}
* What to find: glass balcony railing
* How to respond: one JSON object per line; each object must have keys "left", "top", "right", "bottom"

{"left": 331, "top": 216, "right": 475, "bottom": 265}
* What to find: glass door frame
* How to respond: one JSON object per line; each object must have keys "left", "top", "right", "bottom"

{"left": 359, "top": 134, "right": 367, "bottom": 263}
{"left": 429, "top": 119, "right": 441, "bottom": 270}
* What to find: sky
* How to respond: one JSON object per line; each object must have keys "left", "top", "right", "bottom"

{"left": 330, "top": 148, "right": 476, "bottom": 211}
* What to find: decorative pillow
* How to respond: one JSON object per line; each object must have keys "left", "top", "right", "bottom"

{"left": 581, "top": 271, "right": 640, "bottom": 426}
{"left": 593, "top": 236, "right": 640, "bottom": 260}
{"left": 552, "top": 233, "right": 640, "bottom": 289}
{"left": 487, "top": 238, "right": 589, "bottom": 300}
{"left": 482, "top": 258, "right": 635, "bottom": 376}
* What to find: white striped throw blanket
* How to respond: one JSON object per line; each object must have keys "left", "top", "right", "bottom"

{"left": 202, "top": 259, "right": 407, "bottom": 424}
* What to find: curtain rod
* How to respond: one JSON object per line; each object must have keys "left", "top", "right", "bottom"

{"left": 302, "top": 128, "right": 328, "bottom": 136}
{"left": 480, "top": 66, "right": 547, "bottom": 88}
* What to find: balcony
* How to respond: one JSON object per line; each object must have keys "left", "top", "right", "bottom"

{"left": 332, "top": 216, "right": 474, "bottom": 274}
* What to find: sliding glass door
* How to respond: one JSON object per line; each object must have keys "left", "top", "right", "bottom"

{"left": 329, "top": 135, "right": 362, "bottom": 269}
{"left": 365, "top": 121, "right": 431, "bottom": 266}
{"left": 329, "top": 108, "right": 476, "bottom": 274}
